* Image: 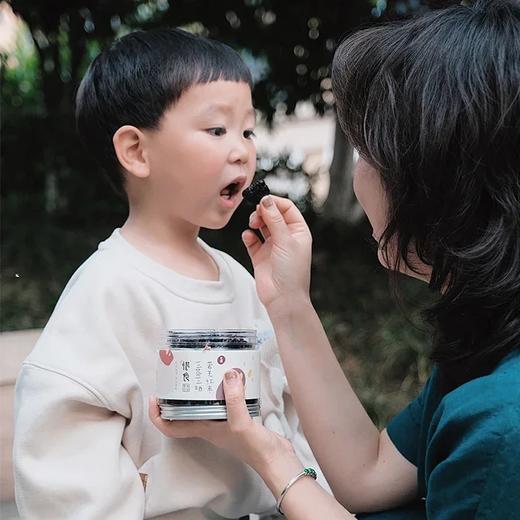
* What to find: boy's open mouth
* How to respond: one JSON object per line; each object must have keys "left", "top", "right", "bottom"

{"left": 219, "top": 176, "right": 247, "bottom": 201}
{"left": 220, "top": 183, "right": 240, "bottom": 200}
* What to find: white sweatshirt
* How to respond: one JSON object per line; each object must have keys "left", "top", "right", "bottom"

{"left": 13, "top": 230, "right": 330, "bottom": 519}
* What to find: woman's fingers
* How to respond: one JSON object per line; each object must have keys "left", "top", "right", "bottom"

{"left": 148, "top": 396, "right": 161, "bottom": 421}
{"left": 248, "top": 210, "right": 260, "bottom": 229}
{"left": 257, "top": 196, "right": 290, "bottom": 243}
{"left": 149, "top": 372, "right": 252, "bottom": 442}
{"left": 242, "top": 229, "right": 263, "bottom": 258}
{"left": 261, "top": 195, "right": 306, "bottom": 227}
{"left": 148, "top": 396, "right": 208, "bottom": 438}
{"left": 250, "top": 197, "right": 308, "bottom": 239}
{"left": 249, "top": 211, "right": 271, "bottom": 241}
{"left": 222, "top": 370, "right": 252, "bottom": 432}
{"left": 248, "top": 210, "right": 264, "bottom": 229}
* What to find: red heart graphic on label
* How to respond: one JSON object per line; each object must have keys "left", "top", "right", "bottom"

{"left": 159, "top": 349, "right": 173, "bottom": 365}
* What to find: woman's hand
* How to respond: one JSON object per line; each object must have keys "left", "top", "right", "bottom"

{"left": 149, "top": 369, "right": 303, "bottom": 483}
{"left": 242, "top": 195, "right": 313, "bottom": 318}
{"left": 150, "top": 369, "right": 356, "bottom": 519}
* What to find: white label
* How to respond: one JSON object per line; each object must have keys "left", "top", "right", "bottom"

{"left": 156, "top": 349, "right": 260, "bottom": 400}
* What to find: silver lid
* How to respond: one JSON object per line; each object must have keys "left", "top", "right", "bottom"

{"left": 160, "top": 401, "right": 261, "bottom": 420}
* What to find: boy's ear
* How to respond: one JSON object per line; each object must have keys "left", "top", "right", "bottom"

{"left": 113, "top": 125, "right": 150, "bottom": 179}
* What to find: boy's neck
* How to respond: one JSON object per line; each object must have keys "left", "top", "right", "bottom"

{"left": 120, "top": 213, "right": 220, "bottom": 282}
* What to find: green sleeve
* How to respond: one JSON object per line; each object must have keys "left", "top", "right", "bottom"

{"left": 356, "top": 501, "right": 426, "bottom": 520}
{"left": 425, "top": 401, "right": 520, "bottom": 519}
{"left": 386, "top": 375, "right": 433, "bottom": 466}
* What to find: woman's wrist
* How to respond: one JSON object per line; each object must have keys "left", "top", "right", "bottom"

{"left": 256, "top": 450, "right": 306, "bottom": 498}
{"left": 266, "top": 294, "right": 314, "bottom": 326}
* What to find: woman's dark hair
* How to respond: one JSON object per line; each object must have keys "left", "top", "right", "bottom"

{"left": 75, "top": 27, "right": 253, "bottom": 191}
{"left": 332, "top": 0, "right": 520, "bottom": 390}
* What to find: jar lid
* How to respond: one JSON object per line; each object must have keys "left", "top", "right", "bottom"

{"left": 165, "top": 329, "right": 257, "bottom": 349}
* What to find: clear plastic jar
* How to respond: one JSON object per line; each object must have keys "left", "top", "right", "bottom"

{"left": 156, "top": 329, "right": 261, "bottom": 420}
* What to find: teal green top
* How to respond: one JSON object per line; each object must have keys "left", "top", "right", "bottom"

{"left": 357, "top": 350, "right": 520, "bottom": 520}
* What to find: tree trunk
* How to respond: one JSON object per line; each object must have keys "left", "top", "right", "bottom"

{"left": 322, "top": 115, "right": 364, "bottom": 224}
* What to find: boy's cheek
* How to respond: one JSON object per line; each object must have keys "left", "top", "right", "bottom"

{"left": 248, "top": 157, "right": 257, "bottom": 177}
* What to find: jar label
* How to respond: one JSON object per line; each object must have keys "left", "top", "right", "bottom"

{"left": 156, "top": 349, "right": 261, "bottom": 400}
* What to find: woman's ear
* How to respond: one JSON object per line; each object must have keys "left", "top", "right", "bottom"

{"left": 113, "top": 125, "right": 150, "bottom": 179}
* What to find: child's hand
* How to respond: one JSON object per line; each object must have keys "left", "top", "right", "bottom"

{"left": 149, "top": 370, "right": 302, "bottom": 479}
{"left": 242, "top": 195, "right": 312, "bottom": 318}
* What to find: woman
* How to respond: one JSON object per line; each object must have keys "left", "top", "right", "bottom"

{"left": 150, "top": 1, "right": 520, "bottom": 518}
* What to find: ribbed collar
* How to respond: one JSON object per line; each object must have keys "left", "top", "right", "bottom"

{"left": 98, "top": 229, "right": 235, "bottom": 304}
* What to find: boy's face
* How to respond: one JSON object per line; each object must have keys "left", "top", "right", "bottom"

{"left": 142, "top": 80, "right": 256, "bottom": 229}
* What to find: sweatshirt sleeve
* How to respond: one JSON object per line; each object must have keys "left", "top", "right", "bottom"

{"left": 13, "top": 363, "right": 146, "bottom": 519}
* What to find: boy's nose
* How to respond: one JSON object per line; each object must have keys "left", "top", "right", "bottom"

{"left": 229, "top": 138, "right": 252, "bottom": 164}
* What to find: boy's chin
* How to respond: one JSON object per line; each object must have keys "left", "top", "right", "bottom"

{"left": 202, "top": 216, "right": 233, "bottom": 231}
{"left": 203, "top": 223, "right": 230, "bottom": 231}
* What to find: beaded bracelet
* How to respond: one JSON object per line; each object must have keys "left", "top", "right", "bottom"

{"left": 276, "top": 467, "right": 317, "bottom": 516}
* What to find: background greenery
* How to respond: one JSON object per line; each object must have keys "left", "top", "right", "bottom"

{"left": 1, "top": 0, "right": 451, "bottom": 425}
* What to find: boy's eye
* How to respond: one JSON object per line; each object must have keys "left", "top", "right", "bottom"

{"left": 207, "top": 127, "right": 226, "bottom": 137}
{"left": 244, "top": 130, "right": 256, "bottom": 139}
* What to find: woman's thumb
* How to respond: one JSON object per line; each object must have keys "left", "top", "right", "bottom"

{"left": 259, "top": 196, "right": 288, "bottom": 242}
{"left": 223, "top": 370, "right": 251, "bottom": 430}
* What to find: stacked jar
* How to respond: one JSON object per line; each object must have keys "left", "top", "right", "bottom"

{"left": 156, "top": 329, "right": 261, "bottom": 420}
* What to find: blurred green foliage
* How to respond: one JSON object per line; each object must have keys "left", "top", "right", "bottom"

{"left": 0, "top": 0, "right": 449, "bottom": 425}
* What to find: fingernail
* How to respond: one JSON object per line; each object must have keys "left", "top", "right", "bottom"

{"left": 225, "top": 370, "right": 238, "bottom": 382}
{"left": 261, "top": 195, "right": 273, "bottom": 208}
{"left": 249, "top": 211, "right": 257, "bottom": 226}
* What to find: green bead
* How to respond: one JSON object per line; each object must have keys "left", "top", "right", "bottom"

{"left": 304, "top": 467, "right": 317, "bottom": 479}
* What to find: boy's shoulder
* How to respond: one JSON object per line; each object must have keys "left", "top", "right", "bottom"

{"left": 55, "top": 231, "right": 142, "bottom": 306}
{"left": 76, "top": 240, "right": 133, "bottom": 281}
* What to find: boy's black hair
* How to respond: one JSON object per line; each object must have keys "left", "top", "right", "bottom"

{"left": 75, "top": 28, "right": 253, "bottom": 191}
{"left": 332, "top": 0, "right": 520, "bottom": 391}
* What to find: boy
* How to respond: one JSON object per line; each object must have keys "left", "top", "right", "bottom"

{"left": 13, "top": 28, "right": 329, "bottom": 519}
